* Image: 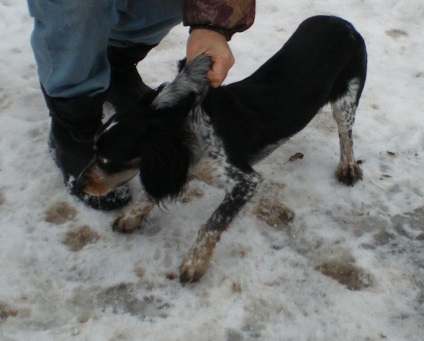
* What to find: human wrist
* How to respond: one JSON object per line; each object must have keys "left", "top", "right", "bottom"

{"left": 189, "top": 25, "right": 233, "bottom": 41}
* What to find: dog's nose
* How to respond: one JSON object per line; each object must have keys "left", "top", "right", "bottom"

{"left": 76, "top": 169, "right": 90, "bottom": 191}
{"left": 76, "top": 160, "right": 108, "bottom": 196}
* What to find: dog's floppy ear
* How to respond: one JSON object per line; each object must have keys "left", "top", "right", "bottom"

{"left": 152, "top": 54, "right": 212, "bottom": 109}
{"left": 135, "top": 55, "right": 212, "bottom": 202}
{"left": 137, "top": 94, "right": 197, "bottom": 202}
{"left": 138, "top": 134, "right": 193, "bottom": 202}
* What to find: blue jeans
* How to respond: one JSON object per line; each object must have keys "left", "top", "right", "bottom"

{"left": 27, "top": 0, "right": 183, "bottom": 98}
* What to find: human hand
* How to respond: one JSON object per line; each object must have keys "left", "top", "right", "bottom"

{"left": 186, "top": 28, "right": 235, "bottom": 87}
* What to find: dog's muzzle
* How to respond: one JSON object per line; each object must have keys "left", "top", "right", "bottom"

{"left": 77, "top": 160, "right": 117, "bottom": 196}
{"left": 77, "top": 159, "right": 139, "bottom": 196}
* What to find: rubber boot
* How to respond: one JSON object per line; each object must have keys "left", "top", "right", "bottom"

{"left": 42, "top": 87, "right": 131, "bottom": 210}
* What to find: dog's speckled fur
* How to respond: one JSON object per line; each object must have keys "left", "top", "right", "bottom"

{"left": 78, "top": 16, "right": 367, "bottom": 282}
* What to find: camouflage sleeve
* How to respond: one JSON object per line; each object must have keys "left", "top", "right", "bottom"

{"left": 183, "top": 0, "right": 256, "bottom": 40}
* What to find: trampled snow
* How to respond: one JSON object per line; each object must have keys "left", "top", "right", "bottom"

{"left": 0, "top": 1, "right": 423, "bottom": 340}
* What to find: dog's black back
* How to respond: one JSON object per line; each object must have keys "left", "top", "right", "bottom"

{"left": 203, "top": 16, "right": 367, "bottom": 169}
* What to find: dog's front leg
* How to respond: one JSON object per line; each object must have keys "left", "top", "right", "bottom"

{"left": 180, "top": 171, "right": 261, "bottom": 283}
{"left": 112, "top": 196, "right": 156, "bottom": 233}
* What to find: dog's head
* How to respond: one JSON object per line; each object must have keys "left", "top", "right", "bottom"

{"left": 77, "top": 55, "right": 212, "bottom": 202}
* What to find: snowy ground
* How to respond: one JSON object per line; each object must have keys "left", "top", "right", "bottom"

{"left": 0, "top": 0, "right": 423, "bottom": 340}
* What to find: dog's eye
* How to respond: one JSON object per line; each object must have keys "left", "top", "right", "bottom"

{"left": 97, "top": 156, "right": 110, "bottom": 165}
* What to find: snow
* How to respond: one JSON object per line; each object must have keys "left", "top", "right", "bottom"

{"left": 0, "top": 0, "right": 423, "bottom": 340}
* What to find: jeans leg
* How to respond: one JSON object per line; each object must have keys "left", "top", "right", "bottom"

{"left": 27, "top": 0, "right": 183, "bottom": 98}
{"left": 28, "top": 0, "right": 118, "bottom": 98}
{"left": 109, "top": 0, "right": 183, "bottom": 47}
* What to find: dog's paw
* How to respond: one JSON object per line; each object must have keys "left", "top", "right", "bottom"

{"left": 336, "top": 162, "right": 363, "bottom": 186}
{"left": 179, "top": 254, "right": 210, "bottom": 283}
{"left": 177, "top": 187, "right": 204, "bottom": 204}
{"left": 112, "top": 198, "right": 155, "bottom": 233}
{"left": 112, "top": 207, "right": 151, "bottom": 233}
{"left": 112, "top": 211, "right": 144, "bottom": 233}
{"left": 179, "top": 227, "right": 220, "bottom": 283}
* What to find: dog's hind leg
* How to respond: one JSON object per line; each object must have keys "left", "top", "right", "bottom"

{"left": 179, "top": 170, "right": 261, "bottom": 282}
{"left": 331, "top": 78, "right": 363, "bottom": 186}
{"left": 112, "top": 196, "right": 156, "bottom": 233}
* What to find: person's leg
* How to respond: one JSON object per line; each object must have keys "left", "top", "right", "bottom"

{"left": 28, "top": 0, "right": 183, "bottom": 99}
{"left": 106, "top": 0, "right": 183, "bottom": 111}
{"left": 110, "top": 0, "right": 183, "bottom": 47}
{"left": 28, "top": 0, "right": 118, "bottom": 98}
{"left": 27, "top": 0, "right": 183, "bottom": 209}
{"left": 27, "top": 0, "right": 132, "bottom": 210}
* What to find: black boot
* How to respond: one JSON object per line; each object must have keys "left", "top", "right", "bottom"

{"left": 107, "top": 44, "right": 157, "bottom": 111}
{"left": 42, "top": 87, "right": 131, "bottom": 210}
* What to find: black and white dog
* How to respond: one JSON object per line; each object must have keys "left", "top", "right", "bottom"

{"left": 78, "top": 16, "right": 367, "bottom": 282}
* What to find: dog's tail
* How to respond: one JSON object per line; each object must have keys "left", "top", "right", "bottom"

{"left": 153, "top": 55, "right": 212, "bottom": 109}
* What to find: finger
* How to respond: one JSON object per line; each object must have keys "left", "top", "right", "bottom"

{"left": 207, "top": 63, "right": 226, "bottom": 87}
{"left": 207, "top": 71, "right": 222, "bottom": 88}
{"left": 208, "top": 55, "right": 234, "bottom": 87}
{"left": 207, "top": 67, "right": 227, "bottom": 88}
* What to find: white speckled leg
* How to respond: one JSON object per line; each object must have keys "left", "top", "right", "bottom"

{"left": 332, "top": 78, "right": 363, "bottom": 185}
